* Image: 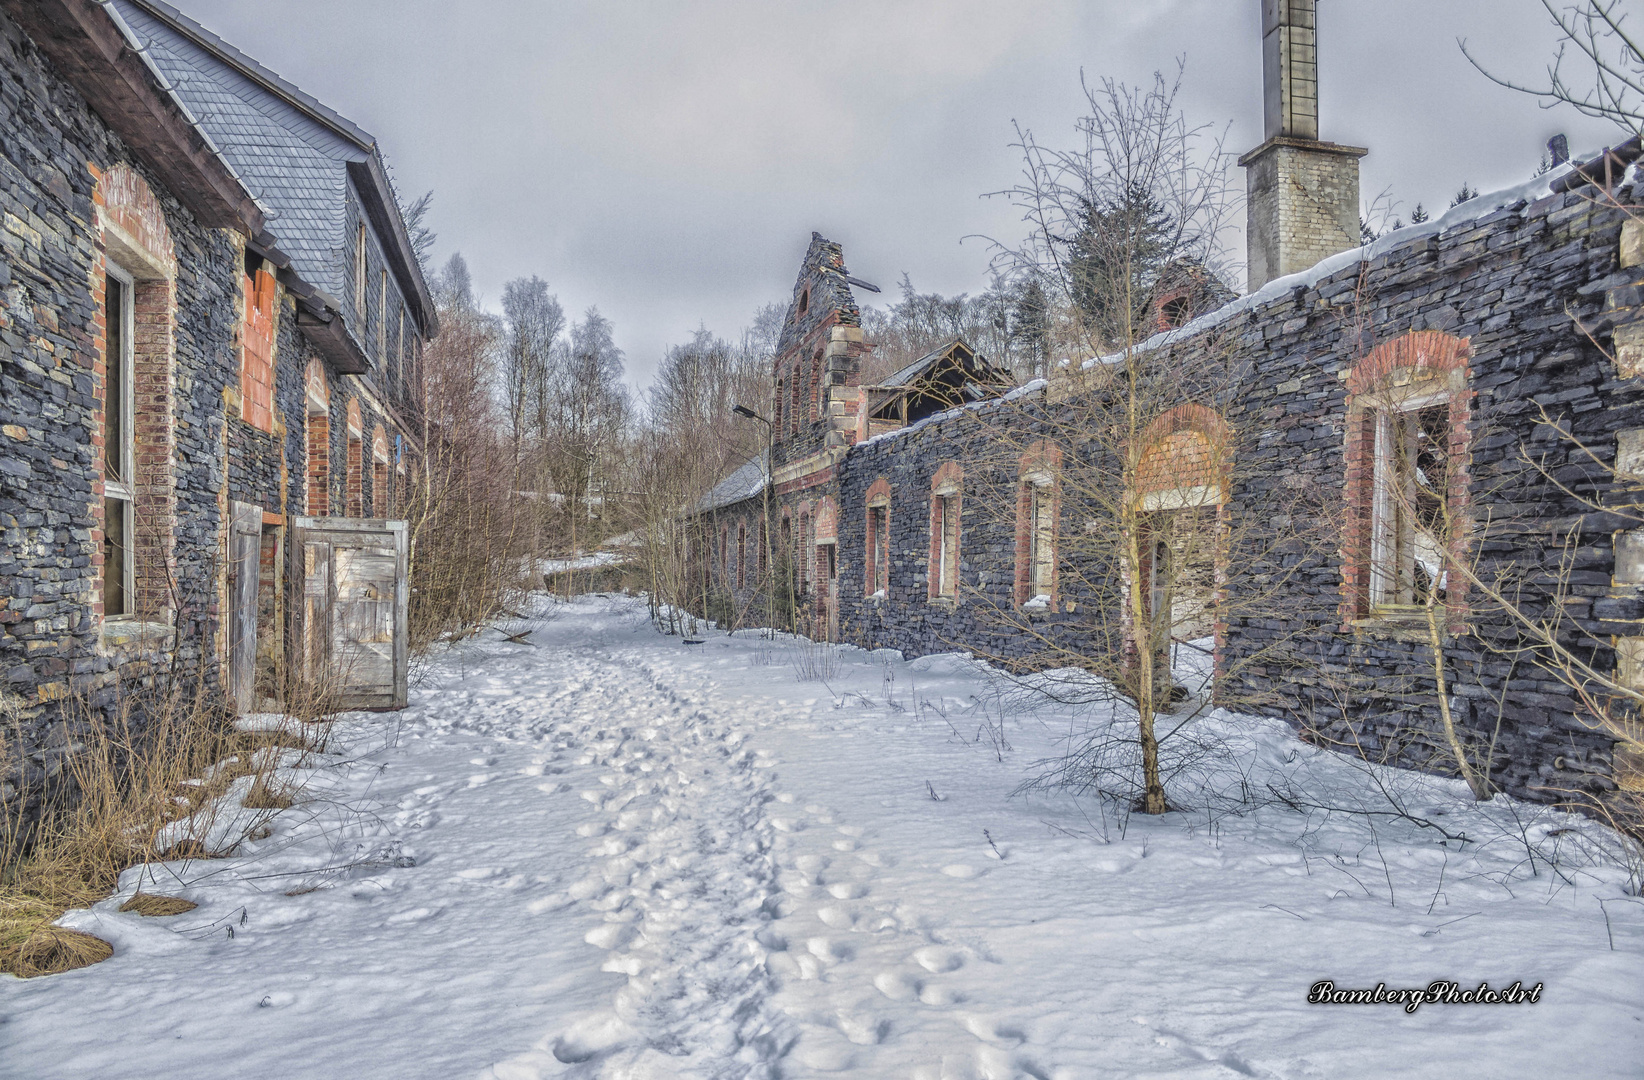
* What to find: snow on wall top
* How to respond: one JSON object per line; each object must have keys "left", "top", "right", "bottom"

{"left": 857, "top": 159, "right": 1618, "bottom": 453}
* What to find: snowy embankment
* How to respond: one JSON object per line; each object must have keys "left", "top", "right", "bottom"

{"left": 2, "top": 596, "right": 1640, "bottom": 1078}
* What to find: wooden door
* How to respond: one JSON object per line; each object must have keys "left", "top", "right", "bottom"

{"left": 291, "top": 517, "right": 408, "bottom": 710}
{"left": 227, "top": 502, "right": 262, "bottom": 713}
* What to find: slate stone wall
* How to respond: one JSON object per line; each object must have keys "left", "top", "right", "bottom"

{"left": 737, "top": 180, "right": 1644, "bottom": 803}
{"left": 0, "top": 8, "right": 243, "bottom": 807}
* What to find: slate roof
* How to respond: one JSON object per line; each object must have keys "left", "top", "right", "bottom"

{"left": 696, "top": 450, "right": 769, "bottom": 514}
{"left": 109, "top": 0, "right": 433, "bottom": 332}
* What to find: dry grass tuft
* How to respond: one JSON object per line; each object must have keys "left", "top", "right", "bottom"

{"left": 117, "top": 891, "right": 196, "bottom": 917}
{"left": 1, "top": 673, "right": 337, "bottom": 977}
{"left": 242, "top": 779, "right": 293, "bottom": 811}
{"left": 2, "top": 919, "right": 113, "bottom": 978}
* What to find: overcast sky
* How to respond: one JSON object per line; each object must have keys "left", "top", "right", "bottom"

{"left": 178, "top": 0, "right": 1622, "bottom": 391}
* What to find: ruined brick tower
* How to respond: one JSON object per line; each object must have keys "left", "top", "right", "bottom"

{"left": 1239, "top": 0, "right": 1367, "bottom": 291}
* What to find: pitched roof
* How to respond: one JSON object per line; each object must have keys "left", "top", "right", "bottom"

{"left": 0, "top": 0, "right": 264, "bottom": 233}
{"left": 696, "top": 450, "right": 769, "bottom": 514}
{"left": 110, "top": 0, "right": 436, "bottom": 337}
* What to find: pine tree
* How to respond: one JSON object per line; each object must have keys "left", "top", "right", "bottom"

{"left": 1450, "top": 183, "right": 1479, "bottom": 208}
{"left": 1409, "top": 202, "right": 1429, "bottom": 224}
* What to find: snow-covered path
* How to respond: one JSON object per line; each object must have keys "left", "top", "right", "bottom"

{"left": 3, "top": 596, "right": 1641, "bottom": 1078}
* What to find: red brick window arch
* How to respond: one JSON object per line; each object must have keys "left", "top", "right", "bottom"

{"left": 305, "top": 359, "right": 330, "bottom": 515}
{"left": 797, "top": 504, "right": 812, "bottom": 596}
{"left": 345, "top": 400, "right": 364, "bottom": 517}
{"left": 814, "top": 497, "right": 839, "bottom": 587}
{"left": 240, "top": 262, "right": 277, "bottom": 433}
{"left": 928, "top": 461, "right": 964, "bottom": 600}
{"left": 865, "top": 477, "right": 892, "bottom": 597}
{"left": 1015, "top": 442, "right": 1062, "bottom": 609}
{"left": 94, "top": 163, "right": 178, "bottom": 624}
{"left": 1341, "top": 331, "right": 1472, "bottom": 624}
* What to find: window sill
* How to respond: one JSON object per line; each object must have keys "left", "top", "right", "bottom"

{"left": 101, "top": 618, "right": 175, "bottom": 653}
{"left": 928, "top": 596, "right": 959, "bottom": 610}
{"left": 1350, "top": 612, "right": 1459, "bottom": 643}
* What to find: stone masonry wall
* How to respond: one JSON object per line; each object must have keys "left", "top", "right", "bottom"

{"left": 0, "top": 9, "right": 245, "bottom": 806}
{"left": 806, "top": 179, "right": 1644, "bottom": 803}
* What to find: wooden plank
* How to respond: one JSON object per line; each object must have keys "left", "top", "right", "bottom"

{"left": 228, "top": 501, "right": 262, "bottom": 713}
{"left": 291, "top": 517, "right": 408, "bottom": 710}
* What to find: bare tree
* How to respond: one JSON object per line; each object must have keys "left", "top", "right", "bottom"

{"left": 403, "top": 254, "right": 530, "bottom": 649}
{"left": 1463, "top": 1, "right": 1644, "bottom": 136}
{"left": 962, "top": 65, "right": 1310, "bottom": 816}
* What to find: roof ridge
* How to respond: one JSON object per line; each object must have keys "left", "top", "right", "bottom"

{"left": 115, "top": 0, "right": 376, "bottom": 151}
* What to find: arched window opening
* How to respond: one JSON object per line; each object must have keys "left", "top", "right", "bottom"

{"left": 865, "top": 478, "right": 892, "bottom": 598}
{"left": 1014, "top": 444, "right": 1061, "bottom": 610}
{"left": 1342, "top": 331, "right": 1472, "bottom": 623}
{"left": 929, "top": 462, "right": 963, "bottom": 601}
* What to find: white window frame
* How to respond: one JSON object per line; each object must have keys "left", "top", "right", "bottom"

{"left": 934, "top": 486, "right": 960, "bottom": 599}
{"left": 1368, "top": 387, "right": 1449, "bottom": 612}
{"left": 103, "top": 261, "right": 136, "bottom": 619}
{"left": 1024, "top": 473, "right": 1055, "bottom": 604}
{"left": 868, "top": 501, "right": 889, "bottom": 596}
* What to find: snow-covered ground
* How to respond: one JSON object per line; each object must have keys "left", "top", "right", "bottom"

{"left": 3, "top": 595, "right": 1641, "bottom": 1078}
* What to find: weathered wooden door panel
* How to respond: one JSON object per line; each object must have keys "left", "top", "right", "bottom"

{"left": 228, "top": 501, "right": 262, "bottom": 713}
{"left": 291, "top": 517, "right": 407, "bottom": 710}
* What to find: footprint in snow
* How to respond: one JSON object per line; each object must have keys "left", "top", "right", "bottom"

{"left": 913, "top": 945, "right": 965, "bottom": 973}
{"left": 961, "top": 1013, "right": 1026, "bottom": 1047}
{"left": 526, "top": 892, "right": 575, "bottom": 914}
{"left": 805, "top": 936, "right": 854, "bottom": 963}
{"left": 874, "top": 970, "right": 923, "bottom": 1001}
{"left": 818, "top": 904, "right": 857, "bottom": 929}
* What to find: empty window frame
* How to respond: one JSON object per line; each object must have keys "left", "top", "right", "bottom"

{"left": 929, "top": 466, "right": 963, "bottom": 601}
{"left": 866, "top": 491, "right": 891, "bottom": 598}
{"left": 1019, "top": 476, "right": 1056, "bottom": 606}
{"left": 736, "top": 523, "right": 747, "bottom": 589}
{"left": 103, "top": 262, "right": 135, "bottom": 617}
{"left": 1369, "top": 395, "right": 1452, "bottom": 610}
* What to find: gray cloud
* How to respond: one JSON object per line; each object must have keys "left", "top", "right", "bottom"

{"left": 177, "top": 0, "right": 1620, "bottom": 388}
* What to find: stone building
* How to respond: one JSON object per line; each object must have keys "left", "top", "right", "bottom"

{"left": 696, "top": 0, "right": 1644, "bottom": 805}
{"left": 0, "top": 0, "right": 430, "bottom": 808}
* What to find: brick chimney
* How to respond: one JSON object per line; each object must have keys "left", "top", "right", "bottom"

{"left": 1239, "top": 0, "right": 1367, "bottom": 291}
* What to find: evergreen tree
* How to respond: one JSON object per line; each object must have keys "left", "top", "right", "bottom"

{"left": 1451, "top": 182, "right": 1479, "bottom": 208}
{"left": 1409, "top": 203, "right": 1430, "bottom": 224}
{"left": 1064, "top": 180, "right": 1177, "bottom": 347}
